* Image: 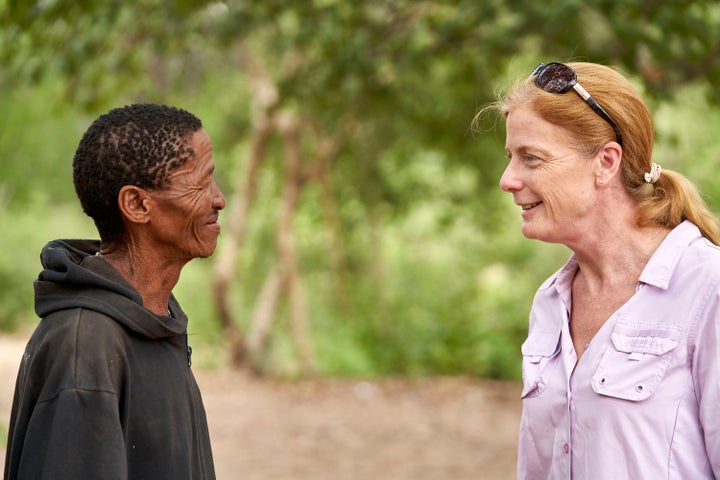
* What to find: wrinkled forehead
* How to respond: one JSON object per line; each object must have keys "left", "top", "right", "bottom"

{"left": 164, "top": 130, "right": 214, "bottom": 187}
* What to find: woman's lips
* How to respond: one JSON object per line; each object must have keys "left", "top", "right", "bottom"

{"left": 521, "top": 201, "right": 542, "bottom": 211}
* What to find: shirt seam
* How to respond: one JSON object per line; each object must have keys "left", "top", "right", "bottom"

{"left": 36, "top": 386, "right": 119, "bottom": 406}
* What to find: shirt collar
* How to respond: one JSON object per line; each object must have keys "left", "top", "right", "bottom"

{"left": 541, "top": 255, "right": 577, "bottom": 312}
{"left": 554, "top": 255, "right": 578, "bottom": 296}
{"left": 547, "top": 220, "right": 703, "bottom": 299}
{"left": 639, "top": 220, "right": 702, "bottom": 289}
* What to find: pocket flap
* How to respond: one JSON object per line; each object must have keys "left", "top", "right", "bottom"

{"left": 610, "top": 319, "right": 681, "bottom": 356}
{"left": 521, "top": 330, "right": 561, "bottom": 359}
{"left": 520, "top": 328, "right": 562, "bottom": 398}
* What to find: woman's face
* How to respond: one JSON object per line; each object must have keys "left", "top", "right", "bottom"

{"left": 499, "top": 105, "right": 597, "bottom": 245}
{"left": 147, "top": 128, "right": 226, "bottom": 261}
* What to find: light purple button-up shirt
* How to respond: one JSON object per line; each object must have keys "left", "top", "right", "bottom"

{"left": 518, "top": 221, "right": 720, "bottom": 479}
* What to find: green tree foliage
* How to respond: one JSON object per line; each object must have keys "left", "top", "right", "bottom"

{"left": 504, "top": 0, "right": 720, "bottom": 100}
{"left": 2, "top": 0, "right": 720, "bottom": 377}
{"left": 3, "top": 0, "right": 719, "bottom": 216}
{"left": 2, "top": 0, "right": 718, "bottom": 201}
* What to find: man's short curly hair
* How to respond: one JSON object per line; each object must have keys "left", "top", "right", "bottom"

{"left": 73, "top": 103, "right": 202, "bottom": 245}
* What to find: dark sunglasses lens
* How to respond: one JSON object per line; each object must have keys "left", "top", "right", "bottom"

{"left": 535, "top": 63, "right": 576, "bottom": 93}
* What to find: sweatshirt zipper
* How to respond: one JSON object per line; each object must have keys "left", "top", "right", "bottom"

{"left": 186, "top": 333, "right": 193, "bottom": 368}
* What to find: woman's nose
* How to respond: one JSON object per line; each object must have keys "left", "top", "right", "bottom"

{"left": 499, "top": 161, "right": 521, "bottom": 193}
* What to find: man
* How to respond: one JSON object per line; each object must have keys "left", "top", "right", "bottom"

{"left": 4, "top": 104, "right": 225, "bottom": 479}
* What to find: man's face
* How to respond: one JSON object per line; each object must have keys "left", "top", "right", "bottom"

{"left": 148, "top": 128, "right": 226, "bottom": 261}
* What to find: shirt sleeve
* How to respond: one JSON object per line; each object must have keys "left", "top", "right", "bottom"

{"left": 693, "top": 291, "right": 720, "bottom": 476}
{"left": 516, "top": 408, "right": 529, "bottom": 480}
{"left": 10, "top": 388, "right": 127, "bottom": 479}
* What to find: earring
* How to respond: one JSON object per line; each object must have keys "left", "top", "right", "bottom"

{"left": 598, "top": 178, "right": 605, "bottom": 185}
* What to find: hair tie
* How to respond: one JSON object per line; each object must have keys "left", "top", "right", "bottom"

{"left": 644, "top": 163, "right": 662, "bottom": 184}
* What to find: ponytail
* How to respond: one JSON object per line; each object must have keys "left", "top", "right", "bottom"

{"left": 635, "top": 169, "right": 720, "bottom": 245}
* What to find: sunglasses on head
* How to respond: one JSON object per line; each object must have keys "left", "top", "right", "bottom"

{"left": 529, "top": 62, "right": 623, "bottom": 146}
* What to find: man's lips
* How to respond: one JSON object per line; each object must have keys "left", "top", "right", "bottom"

{"left": 205, "top": 214, "right": 221, "bottom": 231}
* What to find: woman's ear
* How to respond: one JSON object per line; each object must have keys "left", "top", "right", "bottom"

{"left": 594, "top": 142, "right": 623, "bottom": 184}
{"left": 117, "top": 185, "right": 152, "bottom": 225}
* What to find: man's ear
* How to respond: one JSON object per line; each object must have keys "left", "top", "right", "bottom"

{"left": 117, "top": 185, "right": 152, "bottom": 225}
{"left": 594, "top": 142, "right": 623, "bottom": 183}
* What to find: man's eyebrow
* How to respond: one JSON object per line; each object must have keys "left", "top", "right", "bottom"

{"left": 200, "top": 162, "right": 215, "bottom": 176}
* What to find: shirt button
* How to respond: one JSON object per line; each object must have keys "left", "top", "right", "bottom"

{"left": 563, "top": 443, "right": 570, "bottom": 454}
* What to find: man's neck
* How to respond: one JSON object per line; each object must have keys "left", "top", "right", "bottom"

{"left": 100, "top": 248, "right": 184, "bottom": 316}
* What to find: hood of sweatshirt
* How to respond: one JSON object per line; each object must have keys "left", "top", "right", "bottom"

{"left": 34, "top": 239, "right": 188, "bottom": 339}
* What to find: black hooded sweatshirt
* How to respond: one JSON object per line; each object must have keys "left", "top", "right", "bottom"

{"left": 4, "top": 239, "right": 216, "bottom": 479}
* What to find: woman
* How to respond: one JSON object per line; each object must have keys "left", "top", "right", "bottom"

{"left": 4, "top": 104, "right": 225, "bottom": 479}
{"left": 493, "top": 62, "right": 720, "bottom": 478}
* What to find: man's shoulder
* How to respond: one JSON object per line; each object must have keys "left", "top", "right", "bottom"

{"left": 29, "top": 308, "right": 131, "bottom": 370}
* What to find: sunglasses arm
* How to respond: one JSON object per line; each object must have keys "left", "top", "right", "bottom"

{"left": 572, "top": 84, "right": 623, "bottom": 146}
{"left": 572, "top": 83, "right": 594, "bottom": 103}
{"left": 572, "top": 83, "right": 610, "bottom": 120}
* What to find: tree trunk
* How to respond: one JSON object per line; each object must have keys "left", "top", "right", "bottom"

{"left": 212, "top": 43, "right": 279, "bottom": 368}
{"left": 212, "top": 116, "right": 272, "bottom": 366}
{"left": 276, "top": 112, "right": 317, "bottom": 376}
{"left": 245, "top": 265, "right": 285, "bottom": 373}
{"left": 314, "top": 136, "right": 349, "bottom": 312}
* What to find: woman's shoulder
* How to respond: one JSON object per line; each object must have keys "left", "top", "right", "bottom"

{"left": 682, "top": 235, "right": 720, "bottom": 271}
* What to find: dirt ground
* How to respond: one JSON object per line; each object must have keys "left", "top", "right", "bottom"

{"left": 0, "top": 333, "right": 521, "bottom": 480}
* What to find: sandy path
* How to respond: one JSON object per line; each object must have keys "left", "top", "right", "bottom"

{"left": 1, "top": 335, "right": 521, "bottom": 479}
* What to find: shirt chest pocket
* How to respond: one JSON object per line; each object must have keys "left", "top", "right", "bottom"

{"left": 521, "top": 330, "right": 561, "bottom": 399}
{"left": 592, "top": 318, "right": 683, "bottom": 401}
